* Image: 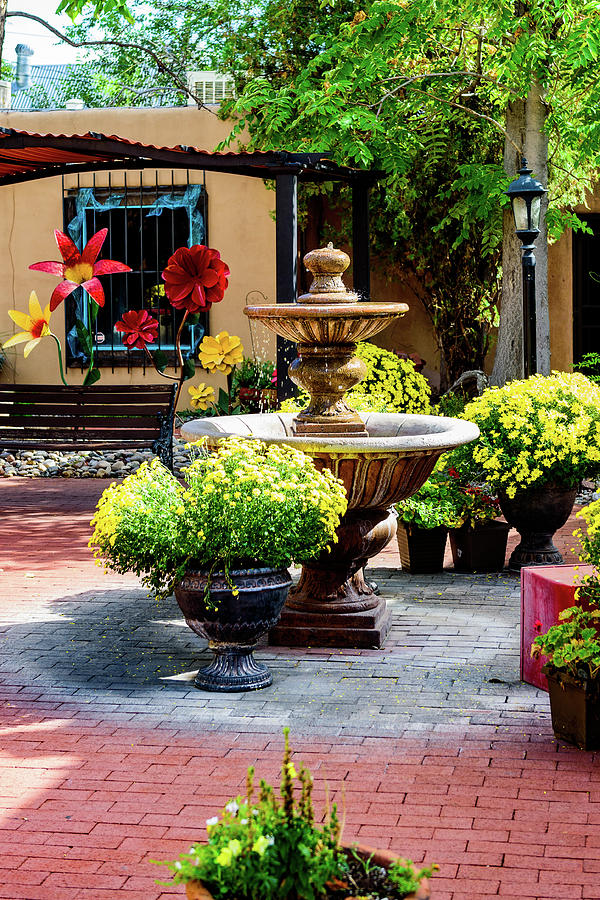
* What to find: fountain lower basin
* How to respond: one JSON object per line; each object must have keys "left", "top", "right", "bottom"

{"left": 181, "top": 412, "right": 478, "bottom": 509}
{"left": 181, "top": 413, "right": 479, "bottom": 648}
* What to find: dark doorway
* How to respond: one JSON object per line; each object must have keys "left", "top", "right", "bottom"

{"left": 573, "top": 214, "right": 600, "bottom": 363}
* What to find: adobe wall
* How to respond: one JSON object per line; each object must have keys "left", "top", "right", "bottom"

{"left": 0, "top": 107, "right": 277, "bottom": 404}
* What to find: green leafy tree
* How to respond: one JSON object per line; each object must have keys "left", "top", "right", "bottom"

{"left": 223, "top": 0, "right": 600, "bottom": 384}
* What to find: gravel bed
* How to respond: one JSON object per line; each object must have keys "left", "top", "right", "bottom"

{"left": 0, "top": 438, "right": 191, "bottom": 478}
{"left": 2, "top": 445, "right": 600, "bottom": 508}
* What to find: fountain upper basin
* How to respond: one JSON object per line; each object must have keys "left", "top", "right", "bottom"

{"left": 245, "top": 302, "right": 409, "bottom": 345}
{"left": 181, "top": 412, "right": 479, "bottom": 510}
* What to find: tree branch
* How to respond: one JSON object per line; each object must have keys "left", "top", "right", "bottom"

{"left": 5, "top": 10, "right": 211, "bottom": 111}
{"left": 409, "top": 85, "right": 521, "bottom": 154}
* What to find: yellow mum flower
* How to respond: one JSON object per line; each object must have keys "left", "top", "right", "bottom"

{"left": 3, "top": 291, "right": 52, "bottom": 357}
{"left": 199, "top": 331, "right": 244, "bottom": 375}
{"left": 188, "top": 383, "right": 215, "bottom": 411}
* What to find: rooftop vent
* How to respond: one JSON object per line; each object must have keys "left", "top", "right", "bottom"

{"left": 186, "top": 71, "right": 234, "bottom": 107}
{"left": 14, "top": 43, "right": 34, "bottom": 90}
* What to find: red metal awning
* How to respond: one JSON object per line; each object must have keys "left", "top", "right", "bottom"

{"left": 0, "top": 128, "right": 372, "bottom": 186}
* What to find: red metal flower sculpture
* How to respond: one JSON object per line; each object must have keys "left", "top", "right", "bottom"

{"left": 161, "top": 245, "right": 230, "bottom": 313}
{"left": 30, "top": 228, "right": 131, "bottom": 311}
{"left": 115, "top": 309, "right": 159, "bottom": 350}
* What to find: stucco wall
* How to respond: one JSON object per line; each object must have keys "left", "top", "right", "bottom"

{"left": 0, "top": 107, "right": 276, "bottom": 405}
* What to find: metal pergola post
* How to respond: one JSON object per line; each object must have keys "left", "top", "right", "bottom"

{"left": 275, "top": 173, "right": 298, "bottom": 401}
{"left": 352, "top": 177, "right": 371, "bottom": 301}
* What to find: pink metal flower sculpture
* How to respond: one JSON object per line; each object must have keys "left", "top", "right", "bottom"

{"left": 161, "top": 245, "right": 230, "bottom": 313}
{"left": 115, "top": 309, "right": 159, "bottom": 350}
{"left": 30, "top": 228, "right": 131, "bottom": 311}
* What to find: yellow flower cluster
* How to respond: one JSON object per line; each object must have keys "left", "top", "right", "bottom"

{"left": 88, "top": 439, "right": 348, "bottom": 596}
{"left": 183, "top": 437, "right": 347, "bottom": 566}
{"left": 280, "top": 342, "right": 431, "bottom": 415}
{"left": 463, "top": 372, "right": 600, "bottom": 498}
{"left": 354, "top": 342, "right": 432, "bottom": 414}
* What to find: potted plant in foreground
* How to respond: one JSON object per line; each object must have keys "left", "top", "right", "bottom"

{"left": 395, "top": 469, "right": 458, "bottom": 573}
{"left": 90, "top": 437, "right": 347, "bottom": 691}
{"left": 531, "top": 605, "right": 600, "bottom": 750}
{"left": 155, "top": 729, "right": 436, "bottom": 899}
{"left": 460, "top": 372, "right": 600, "bottom": 570}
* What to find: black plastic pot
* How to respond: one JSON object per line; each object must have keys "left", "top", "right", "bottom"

{"left": 544, "top": 664, "right": 600, "bottom": 750}
{"left": 449, "top": 520, "right": 510, "bottom": 572}
{"left": 175, "top": 566, "right": 291, "bottom": 692}
{"left": 396, "top": 522, "right": 447, "bottom": 574}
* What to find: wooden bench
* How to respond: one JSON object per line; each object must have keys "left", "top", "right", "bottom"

{"left": 0, "top": 383, "right": 176, "bottom": 471}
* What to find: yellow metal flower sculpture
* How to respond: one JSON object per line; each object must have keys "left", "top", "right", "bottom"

{"left": 188, "top": 383, "right": 215, "bottom": 411}
{"left": 199, "top": 331, "right": 243, "bottom": 375}
{"left": 3, "top": 291, "right": 52, "bottom": 357}
{"left": 2, "top": 291, "right": 68, "bottom": 384}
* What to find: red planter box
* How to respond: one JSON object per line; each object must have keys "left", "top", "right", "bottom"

{"left": 521, "top": 564, "right": 595, "bottom": 690}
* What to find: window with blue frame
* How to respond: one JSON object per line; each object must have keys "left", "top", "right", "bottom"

{"left": 63, "top": 176, "right": 208, "bottom": 369}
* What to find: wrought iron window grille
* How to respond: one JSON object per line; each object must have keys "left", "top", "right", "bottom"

{"left": 63, "top": 169, "right": 208, "bottom": 373}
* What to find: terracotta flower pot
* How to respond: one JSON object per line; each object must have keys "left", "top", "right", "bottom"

{"left": 449, "top": 519, "right": 510, "bottom": 572}
{"left": 184, "top": 842, "right": 431, "bottom": 899}
{"left": 544, "top": 665, "right": 600, "bottom": 750}
{"left": 498, "top": 482, "right": 577, "bottom": 571}
{"left": 174, "top": 565, "right": 291, "bottom": 692}
{"left": 397, "top": 522, "right": 447, "bottom": 574}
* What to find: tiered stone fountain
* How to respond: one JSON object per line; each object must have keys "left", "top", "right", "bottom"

{"left": 181, "top": 245, "right": 478, "bottom": 648}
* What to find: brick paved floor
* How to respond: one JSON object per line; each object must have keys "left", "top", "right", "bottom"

{"left": 1, "top": 478, "right": 598, "bottom": 899}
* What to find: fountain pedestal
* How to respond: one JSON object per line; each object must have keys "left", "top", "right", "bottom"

{"left": 270, "top": 508, "right": 396, "bottom": 648}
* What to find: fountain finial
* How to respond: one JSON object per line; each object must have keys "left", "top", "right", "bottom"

{"left": 298, "top": 243, "right": 359, "bottom": 304}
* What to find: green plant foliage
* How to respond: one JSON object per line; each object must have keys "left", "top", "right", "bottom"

{"left": 574, "top": 352, "right": 600, "bottom": 384}
{"left": 395, "top": 469, "right": 461, "bottom": 530}
{"left": 232, "top": 357, "right": 276, "bottom": 392}
{"left": 90, "top": 439, "right": 348, "bottom": 598}
{"left": 532, "top": 606, "right": 600, "bottom": 681}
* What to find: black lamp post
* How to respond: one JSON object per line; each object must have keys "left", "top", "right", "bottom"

{"left": 504, "top": 158, "right": 547, "bottom": 377}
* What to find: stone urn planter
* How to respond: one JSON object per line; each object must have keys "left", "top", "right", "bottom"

{"left": 449, "top": 520, "right": 510, "bottom": 572}
{"left": 544, "top": 665, "right": 600, "bottom": 750}
{"left": 498, "top": 483, "right": 577, "bottom": 571}
{"left": 184, "top": 844, "right": 432, "bottom": 899}
{"left": 396, "top": 522, "right": 447, "bottom": 574}
{"left": 174, "top": 566, "right": 292, "bottom": 692}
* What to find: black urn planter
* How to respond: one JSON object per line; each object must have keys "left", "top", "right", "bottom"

{"left": 498, "top": 483, "right": 577, "bottom": 571}
{"left": 174, "top": 566, "right": 292, "bottom": 692}
{"left": 449, "top": 520, "right": 510, "bottom": 572}
{"left": 396, "top": 522, "right": 447, "bottom": 574}
{"left": 544, "top": 665, "right": 600, "bottom": 750}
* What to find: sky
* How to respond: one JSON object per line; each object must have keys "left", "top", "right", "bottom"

{"left": 5, "top": 0, "right": 81, "bottom": 66}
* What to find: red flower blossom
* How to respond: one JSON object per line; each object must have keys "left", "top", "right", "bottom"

{"left": 30, "top": 228, "right": 131, "bottom": 311}
{"left": 534, "top": 619, "right": 543, "bottom": 632}
{"left": 115, "top": 309, "right": 159, "bottom": 349}
{"left": 448, "top": 467, "right": 460, "bottom": 478}
{"left": 161, "top": 245, "right": 230, "bottom": 313}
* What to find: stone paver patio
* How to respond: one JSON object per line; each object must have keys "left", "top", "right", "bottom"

{"left": 1, "top": 478, "right": 598, "bottom": 900}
